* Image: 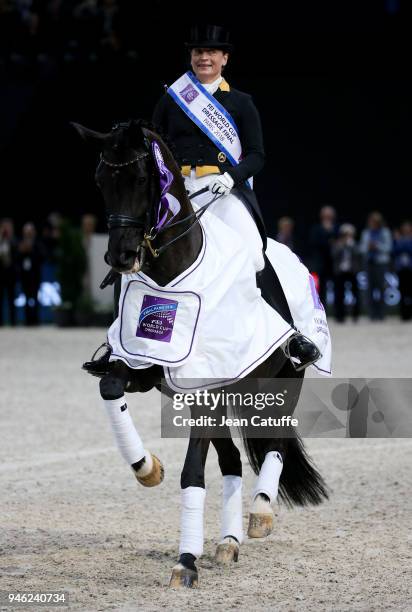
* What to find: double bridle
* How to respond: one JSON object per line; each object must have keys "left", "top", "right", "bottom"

{"left": 100, "top": 150, "right": 222, "bottom": 261}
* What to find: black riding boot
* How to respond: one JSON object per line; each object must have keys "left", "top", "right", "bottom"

{"left": 256, "top": 253, "right": 321, "bottom": 371}
{"left": 82, "top": 272, "right": 121, "bottom": 377}
{"left": 82, "top": 342, "right": 113, "bottom": 378}
{"left": 282, "top": 333, "right": 321, "bottom": 372}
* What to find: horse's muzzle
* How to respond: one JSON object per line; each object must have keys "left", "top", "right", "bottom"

{"left": 104, "top": 248, "right": 144, "bottom": 274}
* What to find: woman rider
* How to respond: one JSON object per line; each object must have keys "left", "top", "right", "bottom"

{"left": 152, "top": 24, "right": 320, "bottom": 370}
{"left": 83, "top": 25, "right": 321, "bottom": 375}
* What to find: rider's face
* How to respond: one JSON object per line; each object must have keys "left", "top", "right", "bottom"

{"left": 191, "top": 48, "right": 228, "bottom": 84}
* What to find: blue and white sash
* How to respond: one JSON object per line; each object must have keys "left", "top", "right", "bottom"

{"left": 168, "top": 71, "right": 251, "bottom": 186}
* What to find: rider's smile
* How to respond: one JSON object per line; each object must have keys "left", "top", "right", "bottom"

{"left": 191, "top": 47, "right": 228, "bottom": 84}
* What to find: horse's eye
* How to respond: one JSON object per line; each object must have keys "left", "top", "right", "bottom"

{"left": 138, "top": 177, "right": 146, "bottom": 185}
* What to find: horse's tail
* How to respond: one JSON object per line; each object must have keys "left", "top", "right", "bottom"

{"left": 242, "top": 433, "right": 329, "bottom": 507}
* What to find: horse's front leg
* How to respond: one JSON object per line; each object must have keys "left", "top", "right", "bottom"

{"left": 99, "top": 362, "right": 164, "bottom": 487}
{"left": 212, "top": 434, "right": 243, "bottom": 564}
{"left": 169, "top": 435, "right": 210, "bottom": 588}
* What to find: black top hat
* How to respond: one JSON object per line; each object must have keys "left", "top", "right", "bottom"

{"left": 185, "top": 25, "right": 233, "bottom": 51}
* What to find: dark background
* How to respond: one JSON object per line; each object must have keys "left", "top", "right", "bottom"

{"left": 1, "top": 0, "right": 411, "bottom": 239}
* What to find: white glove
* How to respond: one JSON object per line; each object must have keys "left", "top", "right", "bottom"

{"left": 208, "top": 172, "right": 234, "bottom": 196}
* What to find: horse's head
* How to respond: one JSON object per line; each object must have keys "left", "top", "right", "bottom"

{"left": 72, "top": 120, "right": 184, "bottom": 275}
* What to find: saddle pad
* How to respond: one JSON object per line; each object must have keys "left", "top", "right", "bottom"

{"left": 110, "top": 279, "right": 202, "bottom": 365}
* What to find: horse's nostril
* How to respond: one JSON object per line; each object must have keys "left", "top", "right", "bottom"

{"left": 119, "top": 251, "right": 136, "bottom": 266}
{"left": 104, "top": 251, "right": 113, "bottom": 266}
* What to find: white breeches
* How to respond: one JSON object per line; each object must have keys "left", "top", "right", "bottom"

{"left": 184, "top": 172, "right": 265, "bottom": 272}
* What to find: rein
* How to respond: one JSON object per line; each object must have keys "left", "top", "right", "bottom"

{"left": 143, "top": 186, "right": 221, "bottom": 258}
{"left": 100, "top": 187, "right": 220, "bottom": 289}
{"left": 102, "top": 155, "right": 222, "bottom": 258}
{"left": 106, "top": 186, "right": 220, "bottom": 261}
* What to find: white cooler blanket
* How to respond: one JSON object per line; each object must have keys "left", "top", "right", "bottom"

{"left": 108, "top": 209, "right": 332, "bottom": 391}
{"left": 265, "top": 239, "right": 332, "bottom": 376}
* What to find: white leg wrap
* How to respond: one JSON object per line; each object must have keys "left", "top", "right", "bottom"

{"left": 252, "top": 451, "right": 283, "bottom": 504}
{"left": 103, "top": 397, "right": 148, "bottom": 467}
{"left": 221, "top": 475, "right": 243, "bottom": 544}
{"left": 179, "top": 486, "right": 206, "bottom": 558}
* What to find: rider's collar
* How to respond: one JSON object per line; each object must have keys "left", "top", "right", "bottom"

{"left": 218, "top": 78, "right": 230, "bottom": 92}
{"left": 202, "top": 76, "right": 228, "bottom": 95}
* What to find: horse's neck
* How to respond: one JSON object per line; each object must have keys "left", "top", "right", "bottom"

{"left": 142, "top": 184, "right": 203, "bottom": 286}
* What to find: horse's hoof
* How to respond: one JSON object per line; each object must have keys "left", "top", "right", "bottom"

{"left": 169, "top": 564, "right": 198, "bottom": 588}
{"left": 247, "top": 512, "right": 273, "bottom": 538}
{"left": 215, "top": 538, "right": 239, "bottom": 564}
{"left": 133, "top": 454, "right": 164, "bottom": 487}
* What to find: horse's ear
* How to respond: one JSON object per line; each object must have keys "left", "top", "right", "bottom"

{"left": 126, "top": 120, "right": 148, "bottom": 150}
{"left": 141, "top": 126, "right": 154, "bottom": 150}
{"left": 126, "top": 120, "right": 153, "bottom": 151}
{"left": 70, "top": 122, "right": 110, "bottom": 150}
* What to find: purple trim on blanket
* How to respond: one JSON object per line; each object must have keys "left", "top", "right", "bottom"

{"left": 313, "top": 362, "right": 332, "bottom": 375}
{"left": 119, "top": 280, "right": 201, "bottom": 364}
{"left": 165, "top": 327, "right": 293, "bottom": 390}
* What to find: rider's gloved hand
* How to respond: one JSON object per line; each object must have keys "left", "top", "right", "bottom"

{"left": 208, "top": 172, "right": 234, "bottom": 196}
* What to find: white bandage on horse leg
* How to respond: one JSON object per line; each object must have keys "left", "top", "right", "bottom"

{"left": 179, "top": 486, "right": 206, "bottom": 558}
{"left": 221, "top": 475, "right": 243, "bottom": 544}
{"left": 103, "top": 397, "right": 152, "bottom": 472}
{"left": 252, "top": 451, "right": 283, "bottom": 504}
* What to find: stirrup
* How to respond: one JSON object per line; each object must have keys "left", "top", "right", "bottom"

{"left": 82, "top": 342, "right": 113, "bottom": 378}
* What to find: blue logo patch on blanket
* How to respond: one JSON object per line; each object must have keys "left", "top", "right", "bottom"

{"left": 136, "top": 295, "right": 178, "bottom": 343}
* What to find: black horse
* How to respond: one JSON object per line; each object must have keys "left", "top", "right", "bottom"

{"left": 73, "top": 120, "right": 328, "bottom": 588}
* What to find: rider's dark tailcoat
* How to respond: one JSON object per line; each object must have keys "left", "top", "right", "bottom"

{"left": 152, "top": 79, "right": 267, "bottom": 247}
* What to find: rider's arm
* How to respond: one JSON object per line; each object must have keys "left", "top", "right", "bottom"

{"left": 225, "top": 94, "right": 265, "bottom": 186}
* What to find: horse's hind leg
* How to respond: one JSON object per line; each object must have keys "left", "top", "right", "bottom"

{"left": 99, "top": 364, "right": 164, "bottom": 487}
{"left": 248, "top": 449, "right": 283, "bottom": 538}
{"left": 212, "top": 435, "right": 243, "bottom": 564}
{"left": 169, "top": 435, "right": 210, "bottom": 588}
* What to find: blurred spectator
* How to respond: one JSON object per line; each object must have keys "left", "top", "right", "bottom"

{"left": 41, "top": 211, "right": 61, "bottom": 265}
{"left": 0, "top": 218, "right": 18, "bottom": 326}
{"left": 393, "top": 220, "right": 412, "bottom": 321}
{"left": 81, "top": 212, "right": 97, "bottom": 240}
{"left": 332, "top": 223, "right": 361, "bottom": 323}
{"left": 276, "top": 216, "right": 295, "bottom": 251}
{"left": 359, "top": 211, "right": 392, "bottom": 321}
{"left": 309, "top": 205, "right": 338, "bottom": 307}
{"left": 17, "top": 222, "right": 44, "bottom": 325}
